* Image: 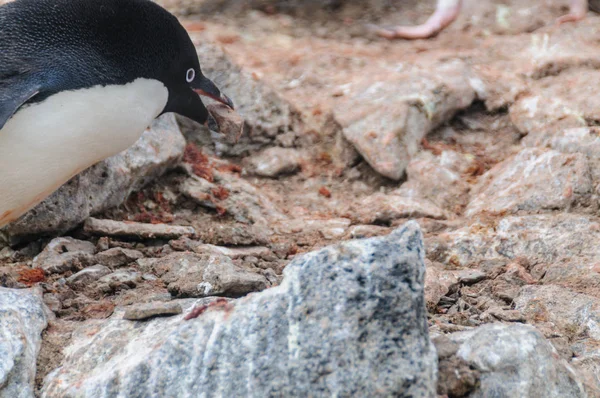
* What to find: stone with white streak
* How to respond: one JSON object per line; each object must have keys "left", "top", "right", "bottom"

{"left": 137, "top": 252, "right": 269, "bottom": 298}
{"left": 0, "top": 287, "right": 48, "bottom": 398}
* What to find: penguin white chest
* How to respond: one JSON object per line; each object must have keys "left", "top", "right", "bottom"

{"left": 0, "top": 78, "right": 169, "bottom": 227}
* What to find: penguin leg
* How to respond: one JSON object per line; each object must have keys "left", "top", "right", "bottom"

{"left": 371, "top": 0, "right": 462, "bottom": 40}
{"left": 557, "top": 0, "right": 588, "bottom": 24}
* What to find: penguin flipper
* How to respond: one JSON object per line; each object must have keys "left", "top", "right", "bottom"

{"left": 0, "top": 76, "right": 41, "bottom": 130}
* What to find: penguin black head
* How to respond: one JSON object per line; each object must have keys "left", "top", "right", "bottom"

{"left": 0, "top": 0, "right": 233, "bottom": 129}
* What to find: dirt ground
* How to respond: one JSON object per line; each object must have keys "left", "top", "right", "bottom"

{"left": 4, "top": 0, "right": 600, "bottom": 395}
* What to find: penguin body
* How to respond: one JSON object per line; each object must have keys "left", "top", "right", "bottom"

{"left": 0, "top": 0, "right": 232, "bottom": 227}
{"left": 0, "top": 79, "right": 168, "bottom": 226}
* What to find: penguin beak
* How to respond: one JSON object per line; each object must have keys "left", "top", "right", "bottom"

{"left": 193, "top": 77, "right": 234, "bottom": 110}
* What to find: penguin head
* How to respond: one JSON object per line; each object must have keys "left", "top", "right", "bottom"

{"left": 0, "top": 0, "right": 234, "bottom": 128}
{"left": 157, "top": 25, "right": 234, "bottom": 125}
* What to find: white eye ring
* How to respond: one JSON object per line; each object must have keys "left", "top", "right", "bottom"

{"left": 186, "top": 68, "right": 195, "bottom": 83}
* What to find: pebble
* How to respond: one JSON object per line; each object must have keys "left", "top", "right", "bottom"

{"left": 84, "top": 218, "right": 195, "bottom": 240}
{"left": 193, "top": 244, "right": 273, "bottom": 260}
{"left": 457, "top": 270, "right": 487, "bottom": 285}
{"left": 245, "top": 147, "right": 303, "bottom": 177}
{"left": 348, "top": 225, "right": 390, "bottom": 239}
{"left": 95, "top": 247, "right": 144, "bottom": 268}
{"left": 123, "top": 302, "right": 183, "bottom": 321}
{"left": 67, "top": 265, "right": 112, "bottom": 289}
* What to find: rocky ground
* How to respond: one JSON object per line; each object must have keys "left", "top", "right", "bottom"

{"left": 3, "top": 0, "right": 600, "bottom": 396}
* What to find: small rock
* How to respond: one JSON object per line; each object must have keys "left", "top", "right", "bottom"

{"left": 97, "top": 269, "right": 141, "bottom": 293}
{"left": 320, "top": 219, "right": 352, "bottom": 239}
{"left": 206, "top": 103, "right": 245, "bottom": 145}
{"left": 432, "top": 335, "right": 459, "bottom": 360}
{"left": 84, "top": 218, "right": 195, "bottom": 240}
{"left": 67, "top": 265, "right": 112, "bottom": 289}
{"left": 274, "top": 218, "right": 351, "bottom": 236}
{"left": 245, "top": 147, "right": 302, "bottom": 177}
{"left": 485, "top": 307, "right": 526, "bottom": 322}
{"left": 437, "top": 355, "right": 480, "bottom": 397}
{"left": 193, "top": 223, "right": 270, "bottom": 246}
{"left": 457, "top": 269, "right": 487, "bottom": 285}
{"left": 0, "top": 246, "right": 15, "bottom": 261}
{"left": 33, "top": 237, "right": 96, "bottom": 274}
{"left": 193, "top": 244, "right": 273, "bottom": 260}
{"left": 425, "top": 260, "right": 459, "bottom": 310}
{"left": 139, "top": 252, "right": 268, "bottom": 298}
{"left": 270, "top": 241, "right": 298, "bottom": 259}
{"left": 95, "top": 247, "right": 144, "bottom": 268}
{"left": 353, "top": 193, "right": 447, "bottom": 225}
{"left": 123, "top": 302, "right": 183, "bottom": 321}
{"left": 396, "top": 149, "right": 472, "bottom": 212}
{"left": 43, "top": 293, "right": 62, "bottom": 313}
{"left": 243, "top": 256, "right": 259, "bottom": 265}
{"left": 348, "top": 224, "right": 390, "bottom": 239}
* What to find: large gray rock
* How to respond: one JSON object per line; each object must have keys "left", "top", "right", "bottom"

{"left": 42, "top": 221, "right": 437, "bottom": 397}
{"left": 449, "top": 323, "right": 586, "bottom": 397}
{"left": 0, "top": 287, "right": 48, "bottom": 398}
{"left": 466, "top": 148, "right": 594, "bottom": 216}
{"left": 333, "top": 60, "right": 476, "bottom": 180}
{"left": 3, "top": 114, "right": 186, "bottom": 245}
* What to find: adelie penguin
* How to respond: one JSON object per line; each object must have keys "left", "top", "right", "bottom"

{"left": 0, "top": 0, "right": 234, "bottom": 228}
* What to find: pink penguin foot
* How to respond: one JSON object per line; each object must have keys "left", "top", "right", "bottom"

{"left": 370, "top": 0, "right": 462, "bottom": 40}
{"left": 557, "top": 0, "right": 588, "bottom": 24}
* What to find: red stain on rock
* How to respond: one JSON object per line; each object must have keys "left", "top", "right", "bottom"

{"left": 18, "top": 268, "right": 46, "bottom": 286}
{"left": 184, "top": 143, "right": 214, "bottom": 182}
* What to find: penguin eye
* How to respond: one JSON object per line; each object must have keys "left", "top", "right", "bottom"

{"left": 186, "top": 68, "right": 195, "bottom": 83}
